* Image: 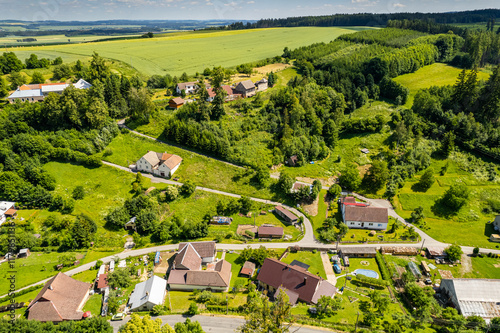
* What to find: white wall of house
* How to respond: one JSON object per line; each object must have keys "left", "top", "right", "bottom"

{"left": 176, "top": 85, "right": 197, "bottom": 95}
{"left": 136, "top": 157, "right": 153, "bottom": 173}
{"left": 168, "top": 284, "right": 227, "bottom": 292}
{"left": 169, "top": 163, "right": 181, "bottom": 176}
{"left": 157, "top": 163, "right": 172, "bottom": 178}
{"left": 346, "top": 221, "right": 387, "bottom": 230}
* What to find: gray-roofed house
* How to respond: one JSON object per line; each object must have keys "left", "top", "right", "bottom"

{"left": 128, "top": 275, "right": 167, "bottom": 312}
{"left": 167, "top": 259, "right": 232, "bottom": 292}
{"left": 339, "top": 247, "right": 377, "bottom": 258}
{"left": 440, "top": 279, "right": 500, "bottom": 319}
{"left": 255, "top": 78, "right": 268, "bottom": 91}
{"left": 340, "top": 198, "right": 388, "bottom": 230}
{"left": 8, "top": 79, "right": 91, "bottom": 104}
{"left": 18, "top": 248, "right": 30, "bottom": 258}
{"left": 234, "top": 80, "right": 256, "bottom": 98}
{"left": 257, "top": 258, "right": 337, "bottom": 305}
{"left": 136, "top": 151, "right": 183, "bottom": 178}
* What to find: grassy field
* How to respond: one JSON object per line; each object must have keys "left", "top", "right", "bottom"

{"left": 393, "top": 155, "right": 500, "bottom": 249}
{"left": 11, "top": 27, "right": 367, "bottom": 76}
{"left": 0, "top": 250, "right": 110, "bottom": 295}
{"left": 393, "top": 63, "right": 491, "bottom": 107}
{"left": 102, "top": 132, "right": 275, "bottom": 199}
{"left": 0, "top": 34, "right": 139, "bottom": 46}
{"left": 83, "top": 293, "right": 103, "bottom": 316}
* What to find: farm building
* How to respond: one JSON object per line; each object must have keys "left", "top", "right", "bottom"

{"left": 440, "top": 279, "right": 500, "bottom": 320}
{"left": 340, "top": 197, "right": 388, "bottom": 230}
{"left": 210, "top": 216, "right": 233, "bottom": 225}
{"left": 427, "top": 247, "right": 447, "bottom": 258}
{"left": 8, "top": 79, "right": 91, "bottom": 104}
{"left": 340, "top": 247, "right": 377, "bottom": 258}
{"left": 233, "top": 80, "right": 256, "bottom": 98}
{"left": 136, "top": 151, "right": 183, "bottom": 178}
{"left": 17, "top": 248, "right": 30, "bottom": 258}
{"left": 27, "top": 273, "right": 91, "bottom": 322}
{"left": 169, "top": 97, "right": 185, "bottom": 109}
{"left": 258, "top": 226, "right": 284, "bottom": 239}
{"left": 128, "top": 276, "right": 167, "bottom": 312}
{"left": 0, "top": 201, "right": 16, "bottom": 226}
{"left": 257, "top": 258, "right": 336, "bottom": 305}
{"left": 274, "top": 206, "right": 299, "bottom": 225}
{"left": 255, "top": 78, "right": 268, "bottom": 91}
{"left": 240, "top": 261, "right": 256, "bottom": 277}
{"left": 167, "top": 259, "right": 232, "bottom": 292}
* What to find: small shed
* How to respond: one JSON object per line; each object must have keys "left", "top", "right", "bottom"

{"left": 274, "top": 206, "right": 298, "bottom": 225}
{"left": 427, "top": 247, "right": 446, "bottom": 258}
{"left": 340, "top": 247, "right": 377, "bottom": 258}
{"left": 125, "top": 217, "right": 137, "bottom": 231}
{"left": 361, "top": 148, "right": 370, "bottom": 154}
{"left": 169, "top": 97, "right": 185, "bottom": 109}
{"left": 17, "top": 248, "right": 30, "bottom": 258}
{"left": 240, "top": 261, "right": 256, "bottom": 277}
{"left": 109, "top": 260, "right": 115, "bottom": 272}
{"left": 490, "top": 234, "right": 500, "bottom": 243}
{"left": 97, "top": 273, "right": 109, "bottom": 292}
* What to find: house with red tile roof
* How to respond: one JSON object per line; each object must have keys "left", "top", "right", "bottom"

{"left": 257, "top": 258, "right": 336, "bottom": 305}
{"left": 136, "top": 151, "right": 183, "bottom": 178}
{"left": 27, "top": 273, "right": 91, "bottom": 322}
{"left": 340, "top": 197, "right": 388, "bottom": 230}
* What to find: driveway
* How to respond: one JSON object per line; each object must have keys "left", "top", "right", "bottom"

{"left": 109, "top": 314, "right": 334, "bottom": 333}
{"left": 320, "top": 252, "right": 337, "bottom": 286}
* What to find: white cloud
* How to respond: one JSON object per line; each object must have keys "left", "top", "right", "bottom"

{"left": 392, "top": 2, "right": 406, "bottom": 7}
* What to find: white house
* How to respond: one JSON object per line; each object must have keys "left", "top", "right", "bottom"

{"left": 8, "top": 79, "right": 91, "bottom": 104}
{"left": 255, "top": 78, "right": 268, "bottom": 91}
{"left": 136, "top": 151, "right": 182, "bottom": 178}
{"left": 176, "top": 81, "right": 199, "bottom": 95}
{"left": 0, "top": 201, "right": 16, "bottom": 226}
{"left": 128, "top": 276, "right": 167, "bottom": 312}
{"left": 340, "top": 197, "right": 388, "bottom": 230}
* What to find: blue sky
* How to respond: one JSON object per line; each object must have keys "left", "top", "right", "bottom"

{"left": 0, "top": 0, "right": 498, "bottom": 22}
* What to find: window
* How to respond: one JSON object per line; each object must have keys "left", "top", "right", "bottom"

{"left": 368, "top": 223, "right": 373, "bottom": 226}
{"left": 378, "top": 224, "right": 382, "bottom": 227}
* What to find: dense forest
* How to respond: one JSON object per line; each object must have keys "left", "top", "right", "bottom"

{"left": 209, "top": 9, "right": 500, "bottom": 30}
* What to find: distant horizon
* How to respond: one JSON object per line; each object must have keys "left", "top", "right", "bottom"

{"left": 0, "top": 0, "right": 499, "bottom": 22}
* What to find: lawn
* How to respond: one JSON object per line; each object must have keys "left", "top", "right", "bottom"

{"left": 224, "top": 252, "right": 247, "bottom": 289}
{"left": 11, "top": 27, "right": 367, "bottom": 76}
{"left": 168, "top": 290, "right": 192, "bottom": 313}
{"left": 83, "top": 293, "right": 103, "bottom": 317}
{"left": 0, "top": 34, "right": 139, "bottom": 46}
{"left": 393, "top": 63, "right": 491, "bottom": 107}
{"left": 281, "top": 251, "right": 326, "bottom": 280}
{"left": 102, "top": 132, "right": 275, "bottom": 199}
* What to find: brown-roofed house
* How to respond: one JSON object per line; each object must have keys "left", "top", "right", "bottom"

{"left": 240, "top": 261, "right": 256, "bottom": 277}
{"left": 234, "top": 80, "right": 256, "bottom": 98}
{"left": 136, "top": 150, "right": 183, "bottom": 178}
{"left": 206, "top": 85, "right": 236, "bottom": 102}
{"left": 257, "top": 258, "right": 337, "bottom": 305}
{"left": 178, "top": 241, "right": 216, "bottom": 263}
{"left": 258, "top": 226, "right": 284, "bottom": 239}
{"left": 274, "top": 206, "right": 299, "bottom": 225}
{"left": 27, "top": 273, "right": 90, "bottom": 322}
{"left": 97, "top": 273, "right": 109, "bottom": 291}
{"left": 340, "top": 198, "right": 388, "bottom": 230}
{"left": 176, "top": 81, "right": 199, "bottom": 95}
{"left": 173, "top": 243, "right": 202, "bottom": 271}
{"left": 169, "top": 97, "right": 185, "bottom": 109}
{"left": 168, "top": 259, "right": 232, "bottom": 292}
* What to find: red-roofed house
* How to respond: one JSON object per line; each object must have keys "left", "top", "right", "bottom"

{"left": 257, "top": 258, "right": 336, "bottom": 305}
{"left": 136, "top": 151, "right": 183, "bottom": 178}
{"left": 27, "top": 273, "right": 91, "bottom": 322}
{"left": 206, "top": 85, "right": 236, "bottom": 102}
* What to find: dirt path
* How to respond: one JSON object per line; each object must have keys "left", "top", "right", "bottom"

{"left": 460, "top": 254, "right": 472, "bottom": 276}
{"left": 320, "top": 252, "right": 337, "bottom": 286}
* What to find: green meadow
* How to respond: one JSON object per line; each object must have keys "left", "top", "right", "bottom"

{"left": 393, "top": 63, "right": 491, "bottom": 107}
{"left": 11, "top": 27, "right": 368, "bottom": 76}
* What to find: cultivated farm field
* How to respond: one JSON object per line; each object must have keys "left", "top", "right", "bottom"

{"left": 10, "top": 27, "right": 369, "bottom": 76}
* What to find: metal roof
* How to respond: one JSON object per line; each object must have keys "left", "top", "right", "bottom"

{"left": 8, "top": 89, "right": 43, "bottom": 99}
{"left": 41, "top": 84, "right": 70, "bottom": 93}
{"left": 129, "top": 276, "right": 167, "bottom": 310}
{"left": 441, "top": 279, "right": 500, "bottom": 318}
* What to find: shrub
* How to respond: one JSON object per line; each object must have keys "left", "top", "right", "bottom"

{"left": 187, "top": 302, "right": 198, "bottom": 315}
{"left": 376, "top": 252, "right": 391, "bottom": 281}
{"left": 354, "top": 274, "right": 389, "bottom": 287}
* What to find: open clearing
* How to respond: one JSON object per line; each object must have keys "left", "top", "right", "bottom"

{"left": 393, "top": 63, "right": 490, "bottom": 107}
{"left": 11, "top": 27, "right": 367, "bottom": 76}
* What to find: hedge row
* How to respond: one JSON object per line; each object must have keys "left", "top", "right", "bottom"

{"left": 0, "top": 284, "right": 43, "bottom": 304}
{"left": 376, "top": 252, "right": 391, "bottom": 281}
{"left": 354, "top": 274, "right": 389, "bottom": 287}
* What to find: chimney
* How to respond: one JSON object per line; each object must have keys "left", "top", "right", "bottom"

{"left": 48, "top": 285, "right": 53, "bottom": 290}
{"left": 304, "top": 277, "right": 307, "bottom": 284}
{"left": 146, "top": 291, "right": 149, "bottom": 296}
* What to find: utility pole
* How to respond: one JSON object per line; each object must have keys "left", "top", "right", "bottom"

{"left": 420, "top": 239, "right": 426, "bottom": 253}
{"left": 355, "top": 311, "right": 360, "bottom": 332}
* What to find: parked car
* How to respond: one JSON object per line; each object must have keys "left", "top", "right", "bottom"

{"left": 424, "top": 278, "right": 432, "bottom": 285}
{"left": 111, "top": 313, "right": 125, "bottom": 321}
{"left": 333, "top": 263, "right": 342, "bottom": 274}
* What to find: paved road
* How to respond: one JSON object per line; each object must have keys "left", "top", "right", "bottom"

{"left": 109, "top": 314, "right": 333, "bottom": 333}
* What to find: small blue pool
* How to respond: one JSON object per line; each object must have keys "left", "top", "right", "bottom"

{"left": 354, "top": 269, "right": 379, "bottom": 279}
